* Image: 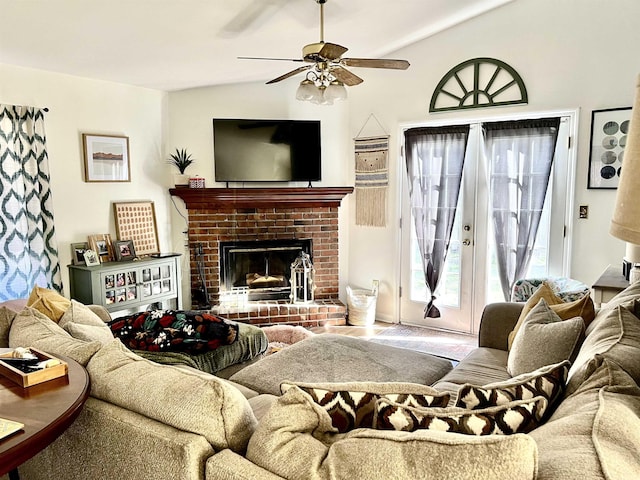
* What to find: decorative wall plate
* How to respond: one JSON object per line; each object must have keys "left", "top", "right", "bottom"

{"left": 430, "top": 58, "right": 528, "bottom": 112}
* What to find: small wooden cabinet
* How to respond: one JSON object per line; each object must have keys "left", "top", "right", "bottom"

{"left": 68, "top": 255, "right": 182, "bottom": 314}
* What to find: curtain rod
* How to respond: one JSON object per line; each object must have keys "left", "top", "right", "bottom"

{"left": 1, "top": 103, "right": 49, "bottom": 112}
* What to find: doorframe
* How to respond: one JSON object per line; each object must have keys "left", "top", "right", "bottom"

{"left": 394, "top": 108, "right": 580, "bottom": 333}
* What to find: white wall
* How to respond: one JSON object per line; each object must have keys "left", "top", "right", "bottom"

{"left": 167, "top": 0, "right": 640, "bottom": 322}
{"left": 0, "top": 63, "right": 168, "bottom": 297}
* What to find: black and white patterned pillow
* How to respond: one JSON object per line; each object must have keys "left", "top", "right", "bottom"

{"left": 374, "top": 396, "right": 547, "bottom": 435}
{"left": 455, "top": 360, "right": 569, "bottom": 420}
{"left": 282, "top": 384, "right": 450, "bottom": 433}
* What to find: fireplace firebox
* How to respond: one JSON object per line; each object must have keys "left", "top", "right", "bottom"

{"left": 219, "top": 239, "right": 312, "bottom": 301}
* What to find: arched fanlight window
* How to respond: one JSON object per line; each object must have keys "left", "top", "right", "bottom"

{"left": 429, "top": 58, "right": 528, "bottom": 112}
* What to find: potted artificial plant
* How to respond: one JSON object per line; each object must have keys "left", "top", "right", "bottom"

{"left": 168, "top": 148, "right": 195, "bottom": 187}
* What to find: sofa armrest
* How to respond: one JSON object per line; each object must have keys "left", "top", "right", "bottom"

{"left": 478, "top": 302, "right": 524, "bottom": 351}
{"left": 206, "top": 449, "right": 285, "bottom": 480}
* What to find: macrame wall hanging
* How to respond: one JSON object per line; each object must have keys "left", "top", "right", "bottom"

{"left": 354, "top": 114, "right": 389, "bottom": 227}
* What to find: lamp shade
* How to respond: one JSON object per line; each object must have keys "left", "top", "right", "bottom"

{"left": 611, "top": 74, "right": 640, "bottom": 244}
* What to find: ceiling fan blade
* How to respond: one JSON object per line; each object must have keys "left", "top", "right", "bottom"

{"left": 266, "top": 65, "right": 311, "bottom": 84}
{"left": 343, "top": 58, "right": 410, "bottom": 70}
{"left": 238, "top": 56, "right": 305, "bottom": 63}
{"left": 318, "top": 42, "right": 348, "bottom": 61}
{"left": 331, "top": 66, "right": 364, "bottom": 86}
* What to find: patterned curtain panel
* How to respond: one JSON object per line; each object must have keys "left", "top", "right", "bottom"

{"left": 404, "top": 125, "right": 470, "bottom": 318}
{"left": 483, "top": 118, "right": 560, "bottom": 301}
{"left": 0, "top": 105, "right": 62, "bottom": 300}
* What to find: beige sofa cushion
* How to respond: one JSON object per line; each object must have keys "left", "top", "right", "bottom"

{"left": 9, "top": 306, "right": 102, "bottom": 365}
{"left": 508, "top": 299, "right": 584, "bottom": 376}
{"left": 58, "top": 300, "right": 114, "bottom": 345}
{"left": 26, "top": 285, "right": 71, "bottom": 322}
{"left": 530, "top": 356, "right": 640, "bottom": 480}
{"left": 508, "top": 283, "right": 594, "bottom": 349}
{"left": 568, "top": 303, "right": 640, "bottom": 390}
{"left": 246, "top": 385, "right": 538, "bottom": 480}
{"left": 280, "top": 381, "right": 450, "bottom": 432}
{"left": 86, "top": 339, "right": 257, "bottom": 452}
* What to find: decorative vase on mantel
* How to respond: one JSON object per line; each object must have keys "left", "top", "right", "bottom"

{"left": 168, "top": 148, "right": 195, "bottom": 188}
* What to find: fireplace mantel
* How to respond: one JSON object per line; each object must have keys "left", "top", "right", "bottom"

{"left": 169, "top": 186, "right": 353, "bottom": 209}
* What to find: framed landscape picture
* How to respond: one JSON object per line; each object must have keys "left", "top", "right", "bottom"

{"left": 587, "top": 107, "right": 632, "bottom": 189}
{"left": 82, "top": 133, "right": 131, "bottom": 182}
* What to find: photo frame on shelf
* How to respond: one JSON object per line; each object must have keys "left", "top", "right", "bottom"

{"left": 114, "top": 240, "right": 136, "bottom": 262}
{"left": 588, "top": 107, "right": 632, "bottom": 189}
{"left": 71, "top": 242, "right": 89, "bottom": 265}
{"left": 88, "top": 233, "right": 115, "bottom": 263}
{"left": 113, "top": 201, "right": 160, "bottom": 257}
{"left": 82, "top": 133, "right": 131, "bottom": 183}
{"left": 83, "top": 249, "right": 100, "bottom": 267}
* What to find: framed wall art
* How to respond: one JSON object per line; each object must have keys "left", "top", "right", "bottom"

{"left": 587, "top": 107, "right": 632, "bottom": 189}
{"left": 114, "top": 240, "right": 136, "bottom": 261}
{"left": 82, "top": 133, "right": 131, "bottom": 182}
{"left": 113, "top": 201, "right": 160, "bottom": 257}
{"left": 88, "top": 233, "right": 115, "bottom": 263}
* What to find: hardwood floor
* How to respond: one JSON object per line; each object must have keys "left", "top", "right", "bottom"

{"left": 310, "top": 321, "right": 477, "bottom": 361}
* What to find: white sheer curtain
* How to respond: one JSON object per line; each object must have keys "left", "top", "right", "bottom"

{"left": 404, "top": 125, "right": 470, "bottom": 318}
{"left": 0, "top": 104, "right": 62, "bottom": 300}
{"left": 483, "top": 118, "right": 560, "bottom": 300}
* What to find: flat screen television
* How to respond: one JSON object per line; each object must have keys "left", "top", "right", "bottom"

{"left": 213, "top": 118, "right": 321, "bottom": 183}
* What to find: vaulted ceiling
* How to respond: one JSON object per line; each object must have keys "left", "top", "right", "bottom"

{"left": 0, "top": 0, "right": 515, "bottom": 91}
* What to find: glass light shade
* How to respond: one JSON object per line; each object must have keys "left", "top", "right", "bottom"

{"left": 296, "top": 80, "right": 317, "bottom": 101}
{"left": 325, "top": 81, "right": 347, "bottom": 102}
{"left": 611, "top": 74, "right": 640, "bottom": 244}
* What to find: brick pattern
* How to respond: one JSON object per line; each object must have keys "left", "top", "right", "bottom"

{"left": 186, "top": 206, "right": 346, "bottom": 327}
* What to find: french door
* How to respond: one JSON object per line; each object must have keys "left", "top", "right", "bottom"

{"left": 399, "top": 113, "right": 574, "bottom": 334}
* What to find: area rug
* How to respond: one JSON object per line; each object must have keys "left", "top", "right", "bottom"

{"left": 370, "top": 324, "right": 476, "bottom": 362}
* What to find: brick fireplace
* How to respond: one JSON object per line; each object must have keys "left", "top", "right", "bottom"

{"left": 170, "top": 187, "right": 353, "bottom": 328}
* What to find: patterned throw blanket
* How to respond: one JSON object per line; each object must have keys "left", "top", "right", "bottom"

{"left": 108, "top": 310, "right": 239, "bottom": 354}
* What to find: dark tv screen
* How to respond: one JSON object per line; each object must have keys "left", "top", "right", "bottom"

{"left": 213, "top": 119, "right": 321, "bottom": 182}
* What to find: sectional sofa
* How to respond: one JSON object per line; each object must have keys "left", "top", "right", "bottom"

{"left": 1, "top": 279, "right": 640, "bottom": 480}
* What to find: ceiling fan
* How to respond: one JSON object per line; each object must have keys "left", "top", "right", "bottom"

{"left": 239, "top": 0, "right": 410, "bottom": 101}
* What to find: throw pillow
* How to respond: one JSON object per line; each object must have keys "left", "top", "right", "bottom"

{"left": 58, "top": 300, "right": 114, "bottom": 345}
{"left": 26, "top": 285, "right": 71, "bottom": 323}
{"left": 508, "top": 283, "right": 594, "bottom": 350}
{"left": 0, "top": 307, "right": 17, "bottom": 348}
{"left": 8, "top": 306, "right": 102, "bottom": 366}
{"left": 456, "top": 360, "right": 570, "bottom": 421}
{"left": 281, "top": 381, "right": 450, "bottom": 432}
{"left": 567, "top": 303, "right": 640, "bottom": 391}
{"left": 508, "top": 299, "right": 584, "bottom": 377}
{"left": 374, "top": 396, "right": 547, "bottom": 435}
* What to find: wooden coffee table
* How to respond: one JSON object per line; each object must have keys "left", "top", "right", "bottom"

{"left": 0, "top": 350, "right": 90, "bottom": 479}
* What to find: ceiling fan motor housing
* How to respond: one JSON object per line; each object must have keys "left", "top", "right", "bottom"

{"left": 303, "top": 42, "right": 328, "bottom": 62}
